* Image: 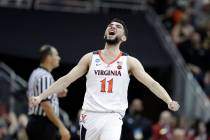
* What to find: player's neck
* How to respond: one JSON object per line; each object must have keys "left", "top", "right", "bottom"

{"left": 40, "top": 63, "right": 53, "bottom": 72}
{"left": 104, "top": 43, "right": 121, "bottom": 56}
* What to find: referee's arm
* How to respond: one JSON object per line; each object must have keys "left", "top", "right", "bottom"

{"left": 41, "top": 101, "right": 70, "bottom": 140}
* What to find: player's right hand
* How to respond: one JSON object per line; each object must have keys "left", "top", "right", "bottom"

{"left": 59, "top": 127, "right": 71, "bottom": 140}
{"left": 29, "top": 96, "right": 42, "bottom": 107}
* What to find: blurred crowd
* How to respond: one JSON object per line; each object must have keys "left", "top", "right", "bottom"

{"left": 0, "top": 111, "right": 28, "bottom": 140}
{"left": 148, "top": 0, "right": 210, "bottom": 99}
{"left": 122, "top": 98, "right": 210, "bottom": 140}
{"left": 1, "top": 97, "right": 210, "bottom": 140}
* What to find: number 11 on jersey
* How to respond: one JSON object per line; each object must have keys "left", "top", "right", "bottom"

{"left": 100, "top": 78, "right": 113, "bottom": 93}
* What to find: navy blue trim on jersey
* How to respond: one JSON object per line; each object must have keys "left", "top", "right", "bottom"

{"left": 122, "top": 52, "right": 128, "bottom": 56}
{"left": 81, "top": 125, "right": 87, "bottom": 140}
{"left": 92, "top": 51, "right": 99, "bottom": 55}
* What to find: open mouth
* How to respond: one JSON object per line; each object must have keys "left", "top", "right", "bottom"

{"left": 109, "top": 30, "right": 116, "bottom": 35}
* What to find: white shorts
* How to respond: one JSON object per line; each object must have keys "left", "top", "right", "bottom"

{"left": 79, "top": 110, "right": 123, "bottom": 140}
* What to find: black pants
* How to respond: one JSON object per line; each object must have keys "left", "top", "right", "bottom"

{"left": 26, "top": 115, "right": 58, "bottom": 140}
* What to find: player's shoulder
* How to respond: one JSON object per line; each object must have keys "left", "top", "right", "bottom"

{"left": 84, "top": 50, "right": 100, "bottom": 58}
{"left": 127, "top": 55, "right": 138, "bottom": 62}
{"left": 83, "top": 50, "right": 99, "bottom": 56}
{"left": 127, "top": 55, "right": 143, "bottom": 67}
{"left": 82, "top": 52, "right": 93, "bottom": 58}
{"left": 79, "top": 51, "right": 94, "bottom": 64}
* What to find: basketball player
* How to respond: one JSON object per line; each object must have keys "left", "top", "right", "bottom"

{"left": 30, "top": 18, "right": 180, "bottom": 140}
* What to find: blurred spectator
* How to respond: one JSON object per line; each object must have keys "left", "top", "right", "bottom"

{"left": 0, "top": 117, "right": 9, "bottom": 140}
{"left": 16, "top": 114, "right": 28, "bottom": 140}
{"left": 178, "top": 116, "right": 195, "bottom": 140}
{"left": 0, "top": 111, "right": 19, "bottom": 140}
{"left": 147, "top": 0, "right": 175, "bottom": 15}
{"left": 177, "top": 31, "right": 208, "bottom": 87}
{"left": 193, "top": 120, "right": 210, "bottom": 140}
{"left": 171, "top": 13, "right": 194, "bottom": 46}
{"left": 171, "top": 6, "right": 186, "bottom": 25}
{"left": 5, "top": 111, "right": 18, "bottom": 137}
{"left": 171, "top": 128, "right": 186, "bottom": 140}
{"left": 151, "top": 110, "right": 173, "bottom": 140}
{"left": 122, "top": 98, "right": 152, "bottom": 140}
{"left": 161, "top": 7, "right": 175, "bottom": 31}
{"left": 190, "top": 0, "right": 210, "bottom": 28}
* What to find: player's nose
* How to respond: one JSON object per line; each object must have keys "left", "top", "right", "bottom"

{"left": 110, "top": 24, "right": 116, "bottom": 29}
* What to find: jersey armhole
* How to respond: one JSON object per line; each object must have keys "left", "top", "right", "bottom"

{"left": 86, "top": 51, "right": 97, "bottom": 77}
{"left": 124, "top": 54, "right": 131, "bottom": 76}
{"left": 92, "top": 50, "right": 99, "bottom": 55}
{"left": 122, "top": 52, "right": 129, "bottom": 56}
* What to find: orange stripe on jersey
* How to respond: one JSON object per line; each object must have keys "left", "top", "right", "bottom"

{"left": 99, "top": 50, "right": 105, "bottom": 62}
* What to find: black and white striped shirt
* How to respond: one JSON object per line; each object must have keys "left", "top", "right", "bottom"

{"left": 27, "top": 67, "right": 59, "bottom": 116}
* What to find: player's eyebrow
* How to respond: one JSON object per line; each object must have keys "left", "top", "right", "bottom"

{"left": 116, "top": 24, "right": 122, "bottom": 28}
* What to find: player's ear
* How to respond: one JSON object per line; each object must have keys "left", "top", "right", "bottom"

{"left": 122, "top": 35, "right": 127, "bottom": 42}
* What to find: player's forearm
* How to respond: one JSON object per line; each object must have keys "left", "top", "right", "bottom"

{"left": 39, "top": 65, "right": 86, "bottom": 100}
{"left": 39, "top": 75, "right": 70, "bottom": 100}
{"left": 149, "top": 81, "right": 172, "bottom": 104}
{"left": 41, "top": 102, "right": 66, "bottom": 129}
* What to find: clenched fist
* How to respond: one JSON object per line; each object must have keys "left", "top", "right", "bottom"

{"left": 168, "top": 101, "right": 180, "bottom": 111}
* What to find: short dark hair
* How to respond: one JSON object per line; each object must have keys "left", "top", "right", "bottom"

{"left": 111, "top": 18, "right": 128, "bottom": 38}
{"left": 39, "top": 44, "right": 54, "bottom": 62}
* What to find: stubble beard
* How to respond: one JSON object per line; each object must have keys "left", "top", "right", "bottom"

{"left": 104, "top": 35, "right": 120, "bottom": 45}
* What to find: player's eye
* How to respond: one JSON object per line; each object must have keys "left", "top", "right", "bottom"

{"left": 116, "top": 25, "right": 122, "bottom": 28}
{"left": 108, "top": 24, "right": 113, "bottom": 27}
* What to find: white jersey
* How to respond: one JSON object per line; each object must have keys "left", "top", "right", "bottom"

{"left": 82, "top": 50, "right": 130, "bottom": 114}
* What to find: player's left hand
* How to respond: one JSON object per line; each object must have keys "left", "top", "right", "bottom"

{"left": 168, "top": 101, "right": 180, "bottom": 111}
{"left": 58, "top": 89, "right": 68, "bottom": 98}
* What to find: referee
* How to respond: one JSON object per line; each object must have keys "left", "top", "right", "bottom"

{"left": 26, "top": 45, "right": 70, "bottom": 140}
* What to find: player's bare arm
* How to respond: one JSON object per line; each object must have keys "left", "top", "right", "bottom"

{"left": 127, "top": 56, "right": 180, "bottom": 111}
{"left": 30, "top": 52, "right": 92, "bottom": 105}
